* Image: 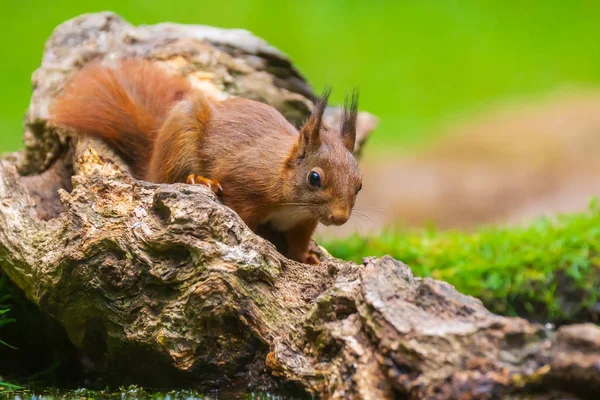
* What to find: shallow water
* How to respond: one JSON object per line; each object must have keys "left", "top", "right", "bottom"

{"left": 0, "top": 387, "right": 308, "bottom": 400}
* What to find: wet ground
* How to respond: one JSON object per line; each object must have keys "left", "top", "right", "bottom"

{"left": 1, "top": 387, "right": 306, "bottom": 400}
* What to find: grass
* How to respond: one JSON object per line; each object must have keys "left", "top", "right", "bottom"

{"left": 323, "top": 199, "right": 600, "bottom": 324}
{"left": 3, "top": 2, "right": 600, "bottom": 153}
{"left": 0, "top": 310, "right": 17, "bottom": 350}
{"left": 0, "top": 274, "right": 21, "bottom": 391}
{"left": 0, "top": 269, "right": 78, "bottom": 392}
{"left": 0, "top": 275, "right": 16, "bottom": 349}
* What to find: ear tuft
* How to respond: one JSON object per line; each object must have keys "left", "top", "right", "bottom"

{"left": 311, "top": 86, "right": 331, "bottom": 137}
{"left": 297, "top": 86, "right": 331, "bottom": 156}
{"left": 341, "top": 87, "right": 359, "bottom": 152}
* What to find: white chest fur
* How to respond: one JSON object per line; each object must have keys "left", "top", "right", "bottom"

{"left": 262, "top": 206, "right": 315, "bottom": 231}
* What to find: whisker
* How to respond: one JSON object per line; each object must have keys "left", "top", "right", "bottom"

{"left": 279, "top": 202, "right": 320, "bottom": 207}
{"left": 348, "top": 215, "right": 365, "bottom": 237}
{"left": 351, "top": 211, "right": 373, "bottom": 224}
{"left": 352, "top": 207, "right": 385, "bottom": 215}
{"left": 289, "top": 207, "right": 309, "bottom": 221}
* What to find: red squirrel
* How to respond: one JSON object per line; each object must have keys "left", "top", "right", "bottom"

{"left": 49, "top": 59, "right": 362, "bottom": 265}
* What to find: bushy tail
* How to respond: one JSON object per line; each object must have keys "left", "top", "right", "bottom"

{"left": 49, "top": 59, "right": 192, "bottom": 178}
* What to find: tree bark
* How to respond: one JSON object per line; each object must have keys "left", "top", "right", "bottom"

{"left": 1, "top": 12, "right": 599, "bottom": 399}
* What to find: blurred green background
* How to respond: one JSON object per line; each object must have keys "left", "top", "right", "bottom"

{"left": 2, "top": 1, "right": 600, "bottom": 153}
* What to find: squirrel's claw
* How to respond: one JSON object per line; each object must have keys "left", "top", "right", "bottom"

{"left": 302, "top": 253, "right": 320, "bottom": 265}
{"left": 186, "top": 174, "right": 223, "bottom": 197}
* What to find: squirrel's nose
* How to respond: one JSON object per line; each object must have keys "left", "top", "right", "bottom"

{"left": 328, "top": 212, "right": 349, "bottom": 225}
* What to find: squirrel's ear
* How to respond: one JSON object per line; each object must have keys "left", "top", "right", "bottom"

{"left": 298, "top": 87, "right": 331, "bottom": 156}
{"left": 341, "top": 87, "right": 359, "bottom": 153}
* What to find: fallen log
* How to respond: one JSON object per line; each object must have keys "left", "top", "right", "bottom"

{"left": 0, "top": 12, "right": 599, "bottom": 399}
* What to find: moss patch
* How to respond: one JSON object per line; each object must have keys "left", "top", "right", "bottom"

{"left": 322, "top": 200, "right": 600, "bottom": 325}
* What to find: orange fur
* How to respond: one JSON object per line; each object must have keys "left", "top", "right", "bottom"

{"left": 49, "top": 59, "right": 362, "bottom": 265}
{"left": 50, "top": 59, "right": 192, "bottom": 178}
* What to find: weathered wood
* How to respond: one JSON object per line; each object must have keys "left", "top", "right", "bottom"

{"left": 1, "top": 12, "right": 599, "bottom": 399}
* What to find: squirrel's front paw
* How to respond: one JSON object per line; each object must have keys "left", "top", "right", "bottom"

{"left": 186, "top": 174, "right": 223, "bottom": 197}
{"left": 289, "top": 250, "right": 320, "bottom": 265}
{"left": 301, "top": 252, "right": 320, "bottom": 265}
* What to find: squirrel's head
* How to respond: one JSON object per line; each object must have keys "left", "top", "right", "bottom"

{"left": 285, "top": 88, "right": 362, "bottom": 226}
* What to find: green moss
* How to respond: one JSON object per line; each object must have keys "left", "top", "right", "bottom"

{"left": 322, "top": 199, "right": 600, "bottom": 324}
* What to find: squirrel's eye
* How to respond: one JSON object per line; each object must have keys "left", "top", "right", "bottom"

{"left": 308, "top": 171, "right": 321, "bottom": 187}
{"left": 357, "top": 182, "right": 363, "bottom": 193}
